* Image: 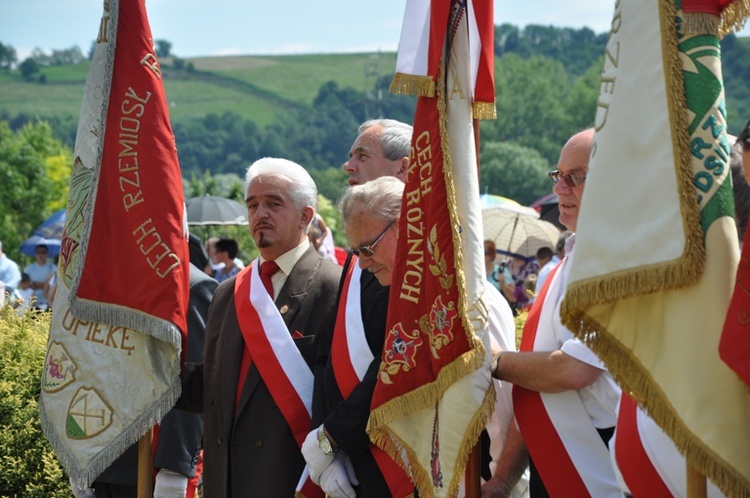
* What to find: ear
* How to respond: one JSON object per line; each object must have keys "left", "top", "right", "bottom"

{"left": 396, "top": 156, "right": 409, "bottom": 181}
{"left": 300, "top": 206, "right": 315, "bottom": 228}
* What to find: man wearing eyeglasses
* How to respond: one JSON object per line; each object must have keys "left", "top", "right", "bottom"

{"left": 492, "top": 129, "right": 622, "bottom": 498}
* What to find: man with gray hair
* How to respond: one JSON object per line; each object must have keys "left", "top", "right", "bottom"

{"left": 343, "top": 119, "right": 413, "bottom": 186}
{"left": 180, "top": 157, "right": 342, "bottom": 497}
{"left": 0, "top": 240, "right": 21, "bottom": 295}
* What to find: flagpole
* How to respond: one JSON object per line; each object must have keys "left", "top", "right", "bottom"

{"left": 463, "top": 114, "right": 483, "bottom": 498}
{"left": 686, "top": 463, "right": 707, "bottom": 498}
{"left": 137, "top": 429, "right": 154, "bottom": 498}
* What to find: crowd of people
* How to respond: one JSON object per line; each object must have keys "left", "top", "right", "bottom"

{"left": 7, "top": 116, "right": 748, "bottom": 498}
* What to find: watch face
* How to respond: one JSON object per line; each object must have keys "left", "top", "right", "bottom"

{"left": 319, "top": 438, "right": 332, "bottom": 454}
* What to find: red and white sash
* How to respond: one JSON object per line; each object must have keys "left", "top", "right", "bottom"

{"left": 512, "top": 262, "right": 619, "bottom": 497}
{"left": 331, "top": 258, "right": 413, "bottom": 497}
{"left": 614, "top": 393, "right": 673, "bottom": 497}
{"left": 234, "top": 261, "right": 322, "bottom": 498}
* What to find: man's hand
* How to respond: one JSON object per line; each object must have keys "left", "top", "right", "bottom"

{"left": 481, "top": 474, "right": 512, "bottom": 498}
{"left": 301, "top": 427, "right": 334, "bottom": 483}
{"left": 153, "top": 468, "right": 188, "bottom": 498}
{"left": 318, "top": 453, "right": 359, "bottom": 498}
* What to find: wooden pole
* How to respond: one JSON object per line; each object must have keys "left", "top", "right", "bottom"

{"left": 137, "top": 428, "right": 153, "bottom": 498}
{"left": 465, "top": 444, "right": 482, "bottom": 498}
{"left": 686, "top": 461, "right": 707, "bottom": 498}
{"left": 463, "top": 101, "right": 484, "bottom": 498}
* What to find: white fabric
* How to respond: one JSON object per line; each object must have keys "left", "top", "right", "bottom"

{"left": 548, "top": 237, "right": 620, "bottom": 427}
{"left": 153, "top": 468, "right": 188, "bottom": 498}
{"left": 24, "top": 260, "right": 55, "bottom": 306}
{"left": 525, "top": 242, "right": 621, "bottom": 497}
{"left": 535, "top": 256, "right": 560, "bottom": 296}
{"left": 458, "top": 282, "right": 530, "bottom": 498}
{"left": 301, "top": 428, "right": 335, "bottom": 484}
{"left": 319, "top": 453, "right": 359, "bottom": 498}
{"left": 610, "top": 401, "right": 726, "bottom": 498}
{"left": 248, "top": 258, "right": 314, "bottom": 414}
{"left": 343, "top": 264, "right": 373, "bottom": 378}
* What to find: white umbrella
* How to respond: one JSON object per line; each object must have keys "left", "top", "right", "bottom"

{"left": 482, "top": 204, "right": 560, "bottom": 259}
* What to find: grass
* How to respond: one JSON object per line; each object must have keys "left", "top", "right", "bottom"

{"left": 0, "top": 52, "right": 398, "bottom": 127}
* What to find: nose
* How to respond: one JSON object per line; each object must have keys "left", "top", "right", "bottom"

{"left": 343, "top": 160, "right": 355, "bottom": 173}
{"left": 357, "top": 253, "right": 374, "bottom": 270}
{"left": 552, "top": 178, "right": 571, "bottom": 196}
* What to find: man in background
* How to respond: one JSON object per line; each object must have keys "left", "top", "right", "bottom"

{"left": 23, "top": 244, "right": 55, "bottom": 310}
{"left": 0, "top": 240, "right": 21, "bottom": 296}
{"left": 493, "top": 129, "right": 622, "bottom": 497}
{"left": 343, "top": 119, "right": 412, "bottom": 186}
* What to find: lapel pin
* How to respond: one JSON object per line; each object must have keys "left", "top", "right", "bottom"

{"left": 280, "top": 304, "right": 289, "bottom": 314}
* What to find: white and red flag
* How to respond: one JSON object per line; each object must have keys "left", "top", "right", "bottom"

{"left": 367, "top": 1, "right": 496, "bottom": 497}
{"left": 39, "top": 0, "right": 190, "bottom": 486}
{"left": 560, "top": 0, "right": 750, "bottom": 495}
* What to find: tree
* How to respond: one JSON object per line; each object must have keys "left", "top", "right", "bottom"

{"left": 479, "top": 141, "right": 551, "bottom": 205}
{"left": 155, "top": 39, "right": 172, "bottom": 58}
{"left": 0, "top": 41, "right": 17, "bottom": 69}
{"left": 0, "top": 121, "right": 68, "bottom": 263}
{"left": 18, "top": 58, "right": 40, "bottom": 81}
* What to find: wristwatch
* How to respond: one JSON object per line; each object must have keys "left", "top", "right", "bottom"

{"left": 317, "top": 425, "right": 338, "bottom": 455}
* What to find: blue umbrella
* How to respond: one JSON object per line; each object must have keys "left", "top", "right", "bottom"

{"left": 19, "top": 210, "right": 66, "bottom": 257}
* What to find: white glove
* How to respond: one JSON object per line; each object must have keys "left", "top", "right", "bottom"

{"left": 301, "top": 427, "right": 334, "bottom": 483}
{"left": 69, "top": 477, "right": 94, "bottom": 498}
{"left": 153, "top": 468, "right": 189, "bottom": 498}
{"left": 319, "top": 453, "right": 359, "bottom": 498}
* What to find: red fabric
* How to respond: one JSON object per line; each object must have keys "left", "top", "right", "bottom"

{"left": 472, "top": 0, "right": 495, "bottom": 106}
{"left": 615, "top": 393, "right": 674, "bottom": 498}
{"left": 233, "top": 266, "right": 310, "bottom": 446}
{"left": 73, "top": 0, "right": 188, "bottom": 346}
{"left": 235, "top": 263, "right": 279, "bottom": 409}
{"left": 370, "top": 67, "right": 471, "bottom": 410}
{"left": 512, "top": 264, "right": 591, "bottom": 497}
{"left": 426, "top": 0, "right": 452, "bottom": 86}
{"left": 720, "top": 228, "right": 750, "bottom": 386}
{"left": 331, "top": 258, "right": 360, "bottom": 399}
{"left": 681, "top": 0, "right": 735, "bottom": 15}
{"left": 334, "top": 246, "right": 348, "bottom": 266}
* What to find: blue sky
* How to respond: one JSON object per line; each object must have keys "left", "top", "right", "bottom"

{"left": 2, "top": 0, "right": 748, "bottom": 61}
{"left": 0, "top": 0, "right": 627, "bottom": 60}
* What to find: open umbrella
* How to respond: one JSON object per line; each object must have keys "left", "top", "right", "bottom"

{"left": 482, "top": 204, "right": 561, "bottom": 260}
{"left": 186, "top": 195, "right": 248, "bottom": 226}
{"left": 479, "top": 193, "right": 521, "bottom": 209}
{"left": 530, "top": 192, "right": 564, "bottom": 229}
{"left": 19, "top": 209, "right": 66, "bottom": 256}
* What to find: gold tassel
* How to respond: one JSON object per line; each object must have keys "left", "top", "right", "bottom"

{"left": 719, "top": 0, "right": 750, "bottom": 36}
{"left": 389, "top": 73, "right": 436, "bottom": 97}
{"left": 682, "top": 12, "right": 720, "bottom": 35}
{"left": 473, "top": 101, "right": 497, "bottom": 120}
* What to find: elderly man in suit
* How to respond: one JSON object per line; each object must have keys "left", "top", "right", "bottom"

{"left": 180, "top": 157, "right": 342, "bottom": 498}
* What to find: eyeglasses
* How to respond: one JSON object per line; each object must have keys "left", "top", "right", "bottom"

{"left": 354, "top": 222, "right": 393, "bottom": 257}
{"left": 36, "top": 250, "right": 47, "bottom": 255}
{"left": 549, "top": 170, "right": 586, "bottom": 187}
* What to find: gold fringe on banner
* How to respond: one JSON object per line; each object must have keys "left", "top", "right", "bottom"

{"left": 719, "top": 0, "right": 750, "bottom": 35}
{"left": 472, "top": 101, "right": 497, "bottom": 120}
{"left": 367, "top": 55, "right": 493, "bottom": 498}
{"left": 561, "top": 1, "right": 750, "bottom": 496}
{"left": 682, "top": 12, "right": 721, "bottom": 34}
{"left": 389, "top": 73, "right": 436, "bottom": 97}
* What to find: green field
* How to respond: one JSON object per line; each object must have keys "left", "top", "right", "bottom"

{"left": 0, "top": 52, "right": 397, "bottom": 126}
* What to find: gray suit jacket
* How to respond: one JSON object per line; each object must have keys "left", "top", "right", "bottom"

{"left": 181, "top": 246, "right": 341, "bottom": 498}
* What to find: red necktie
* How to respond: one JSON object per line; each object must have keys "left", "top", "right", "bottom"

{"left": 235, "top": 261, "right": 281, "bottom": 411}
{"left": 260, "top": 260, "right": 280, "bottom": 298}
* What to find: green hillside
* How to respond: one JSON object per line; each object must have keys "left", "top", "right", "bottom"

{"left": 0, "top": 52, "right": 398, "bottom": 127}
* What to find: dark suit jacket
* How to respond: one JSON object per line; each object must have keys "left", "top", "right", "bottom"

{"left": 312, "top": 254, "right": 393, "bottom": 497}
{"left": 96, "top": 264, "right": 217, "bottom": 487}
{"left": 181, "top": 246, "right": 341, "bottom": 498}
